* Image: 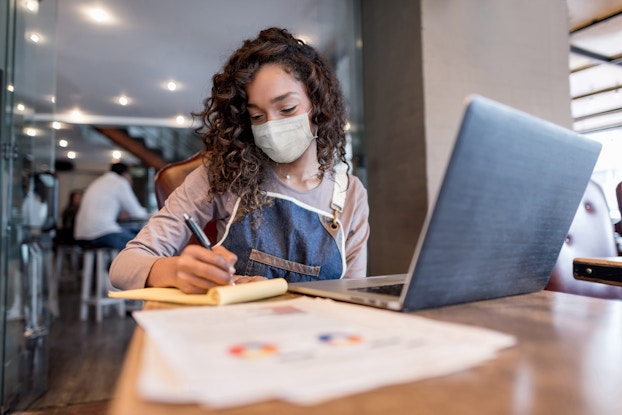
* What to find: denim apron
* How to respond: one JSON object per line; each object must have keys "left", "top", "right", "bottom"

{"left": 218, "top": 173, "right": 347, "bottom": 282}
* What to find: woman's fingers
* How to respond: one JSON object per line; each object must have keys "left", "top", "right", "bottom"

{"left": 174, "top": 245, "right": 268, "bottom": 293}
{"left": 211, "top": 245, "right": 237, "bottom": 270}
{"left": 175, "top": 271, "right": 221, "bottom": 294}
{"left": 232, "top": 275, "right": 268, "bottom": 284}
{"left": 175, "top": 245, "right": 238, "bottom": 292}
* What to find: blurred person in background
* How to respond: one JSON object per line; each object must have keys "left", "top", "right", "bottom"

{"left": 74, "top": 163, "right": 148, "bottom": 250}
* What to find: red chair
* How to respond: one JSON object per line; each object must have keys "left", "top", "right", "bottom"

{"left": 154, "top": 153, "right": 218, "bottom": 244}
{"left": 546, "top": 180, "right": 622, "bottom": 299}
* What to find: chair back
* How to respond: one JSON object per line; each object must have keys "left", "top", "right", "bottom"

{"left": 546, "top": 180, "right": 622, "bottom": 299}
{"left": 154, "top": 153, "right": 204, "bottom": 209}
{"left": 154, "top": 153, "right": 217, "bottom": 244}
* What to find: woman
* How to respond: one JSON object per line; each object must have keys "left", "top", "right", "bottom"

{"left": 110, "top": 27, "right": 369, "bottom": 293}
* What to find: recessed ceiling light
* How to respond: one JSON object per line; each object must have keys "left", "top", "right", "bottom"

{"left": 118, "top": 95, "right": 129, "bottom": 106}
{"left": 167, "top": 81, "right": 177, "bottom": 91}
{"left": 7, "top": 84, "right": 14, "bottom": 92}
{"left": 25, "top": 1, "right": 39, "bottom": 13}
{"left": 176, "top": 115, "right": 185, "bottom": 125}
{"left": 16, "top": 103, "right": 25, "bottom": 111}
{"left": 52, "top": 121, "right": 62, "bottom": 129}
{"left": 67, "top": 151, "right": 77, "bottom": 159}
{"left": 58, "top": 139, "right": 68, "bottom": 148}
{"left": 112, "top": 150, "right": 122, "bottom": 160}
{"left": 71, "top": 109, "right": 83, "bottom": 120}
{"left": 296, "top": 34, "right": 313, "bottom": 45}
{"left": 27, "top": 32, "right": 41, "bottom": 43}
{"left": 25, "top": 128, "right": 37, "bottom": 137}
{"left": 85, "top": 7, "right": 114, "bottom": 24}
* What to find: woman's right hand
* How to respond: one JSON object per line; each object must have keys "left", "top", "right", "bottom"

{"left": 147, "top": 245, "right": 237, "bottom": 294}
{"left": 174, "top": 245, "right": 238, "bottom": 293}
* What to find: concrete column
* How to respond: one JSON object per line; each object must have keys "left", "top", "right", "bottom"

{"left": 362, "top": 0, "right": 572, "bottom": 275}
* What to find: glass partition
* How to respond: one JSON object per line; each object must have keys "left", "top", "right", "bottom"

{"left": 1, "top": 0, "right": 57, "bottom": 411}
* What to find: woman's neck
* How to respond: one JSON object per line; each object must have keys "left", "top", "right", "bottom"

{"left": 273, "top": 143, "right": 322, "bottom": 190}
{"left": 274, "top": 162, "right": 322, "bottom": 190}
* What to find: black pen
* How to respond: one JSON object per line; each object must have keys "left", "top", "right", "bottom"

{"left": 183, "top": 213, "right": 212, "bottom": 249}
{"left": 183, "top": 213, "right": 235, "bottom": 286}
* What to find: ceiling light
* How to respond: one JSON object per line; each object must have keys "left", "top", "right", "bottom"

{"left": 118, "top": 95, "right": 129, "bottom": 106}
{"left": 112, "top": 150, "right": 122, "bottom": 160}
{"left": 67, "top": 151, "right": 77, "bottom": 159}
{"left": 52, "top": 121, "right": 62, "bottom": 129}
{"left": 7, "top": 84, "right": 14, "bottom": 92}
{"left": 71, "top": 109, "right": 83, "bottom": 121}
{"left": 25, "top": 128, "right": 37, "bottom": 137}
{"left": 16, "top": 103, "right": 25, "bottom": 111}
{"left": 86, "top": 7, "right": 114, "bottom": 24}
{"left": 176, "top": 115, "right": 185, "bottom": 125}
{"left": 24, "top": 1, "right": 39, "bottom": 13}
{"left": 167, "top": 81, "right": 177, "bottom": 91}
{"left": 27, "top": 32, "right": 41, "bottom": 43}
{"left": 296, "top": 34, "right": 313, "bottom": 45}
{"left": 58, "top": 139, "right": 68, "bottom": 148}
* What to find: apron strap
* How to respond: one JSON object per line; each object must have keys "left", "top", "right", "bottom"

{"left": 331, "top": 167, "right": 348, "bottom": 229}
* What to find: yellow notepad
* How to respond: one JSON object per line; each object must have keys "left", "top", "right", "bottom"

{"left": 108, "top": 278, "right": 288, "bottom": 306}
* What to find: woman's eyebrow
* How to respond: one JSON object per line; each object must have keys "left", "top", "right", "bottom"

{"left": 270, "top": 92, "right": 299, "bottom": 104}
{"left": 247, "top": 92, "right": 300, "bottom": 108}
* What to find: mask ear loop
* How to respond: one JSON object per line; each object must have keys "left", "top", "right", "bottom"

{"left": 308, "top": 108, "right": 319, "bottom": 139}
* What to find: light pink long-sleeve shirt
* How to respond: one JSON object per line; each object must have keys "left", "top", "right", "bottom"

{"left": 110, "top": 165, "right": 370, "bottom": 289}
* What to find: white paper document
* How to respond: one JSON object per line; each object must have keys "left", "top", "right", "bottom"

{"left": 132, "top": 297, "right": 515, "bottom": 408}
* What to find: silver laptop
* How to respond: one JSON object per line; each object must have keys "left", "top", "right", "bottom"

{"left": 288, "top": 95, "right": 602, "bottom": 311}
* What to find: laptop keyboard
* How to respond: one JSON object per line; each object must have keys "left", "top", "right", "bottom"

{"left": 350, "top": 283, "right": 404, "bottom": 297}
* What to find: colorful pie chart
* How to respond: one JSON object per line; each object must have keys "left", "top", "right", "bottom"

{"left": 229, "top": 342, "right": 279, "bottom": 359}
{"left": 318, "top": 332, "right": 362, "bottom": 346}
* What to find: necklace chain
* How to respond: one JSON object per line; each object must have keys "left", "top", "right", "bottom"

{"left": 276, "top": 171, "right": 321, "bottom": 181}
{"left": 275, "top": 165, "right": 321, "bottom": 182}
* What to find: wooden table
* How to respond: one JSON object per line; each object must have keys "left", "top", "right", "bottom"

{"left": 108, "top": 291, "right": 622, "bottom": 415}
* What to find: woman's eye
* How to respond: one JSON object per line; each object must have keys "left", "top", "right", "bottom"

{"left": 250, "top": 114, "right": 264, "bottom": 122}
{"left": 281, "top": 106, "right": 297, "bottom": 114}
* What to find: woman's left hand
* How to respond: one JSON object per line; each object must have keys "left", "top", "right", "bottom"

{"left": 231, "top": 275, "right": 267, "bottom": 284}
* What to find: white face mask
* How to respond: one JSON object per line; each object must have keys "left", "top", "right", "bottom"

{"left": 251, "top": 111, "right": 316, "bottom": 163}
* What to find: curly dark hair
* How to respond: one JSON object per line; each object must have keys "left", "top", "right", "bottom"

{"left": 193, "top": 27, "right": 348, "bottom": 217}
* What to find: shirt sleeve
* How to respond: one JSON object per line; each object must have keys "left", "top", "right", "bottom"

{"left": 342, "top": 176, "right": 370, "bottom": 279}
{"left": 110, "top": 165, "right": 213, "bottom": 289}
